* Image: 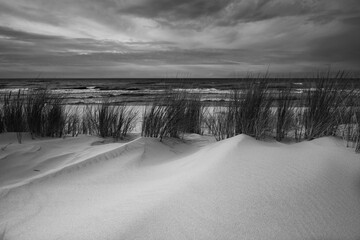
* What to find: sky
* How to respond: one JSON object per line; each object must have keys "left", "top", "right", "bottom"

{"left": 0, "top": 0, "right": 360, "bottom": 78}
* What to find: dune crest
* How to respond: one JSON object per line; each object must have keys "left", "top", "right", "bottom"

{"left": 0, "top": 134, "right": 360, "bottom": 240}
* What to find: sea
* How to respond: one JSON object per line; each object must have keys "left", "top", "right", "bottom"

{"left": 0, "top": 78, "right": 359, "bottom": 105}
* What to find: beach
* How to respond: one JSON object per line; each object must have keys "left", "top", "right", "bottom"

{"left": 1, "top": 133, "right": 360, "bottom": 239}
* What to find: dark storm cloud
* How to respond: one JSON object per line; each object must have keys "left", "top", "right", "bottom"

{"left": 0, "top": 2, "right": 62, "bottom": 26}
{"left": 118, "top": 0, "right": 360, "bottom": 25}
{"left": 0, "top": 25, "right": 178, "bottom": 75}
{"left": 0, "top": 26, "right": 173, "bottom": 56}
{"left": 307, "top": 25, "right": 360, "bottom": 64}
{"left": 1, "top": 0, "right": 360, "bottom": 77}
{"left": 0, "top": 26, "right": 104, "bottom": 57}
{"left": 118, "top": 0, "right": 232, "bottom": 20}
{"left": 0, "top": 26, "right": 61, "bottom": 41}
{"left": 217, "top": 0, "right": 360, "bottom": 26}
{"left": 0, "top": 25, "right": 235, "bottom": 66}
{"left": 217, "top": 0, "right": 312, "bottom": 25}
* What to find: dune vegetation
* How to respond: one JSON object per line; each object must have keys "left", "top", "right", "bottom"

{"left": 0, "top": 74, "right": 359, "bottom": 152}
{"left": 0, "top": 90, "right": 138, "bottom": 142}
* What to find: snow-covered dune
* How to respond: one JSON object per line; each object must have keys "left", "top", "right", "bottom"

{"left": 0, "top": 134, "right": 360, "bottom": 240}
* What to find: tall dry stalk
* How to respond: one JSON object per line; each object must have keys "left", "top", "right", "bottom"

{"left": 25, "top": 89, "right": 48, "bottom": 138}
{"left": 45, "top": 96, "right": 67, "bottom": 138}
{"left": 303, "top": 72, "right": 352, "bottom": 140}
{"left": 142, "top": 90, "right": 203, "bottom": 140}
{"left": 2, "top": 90, "right": 26, "bottom": 133}
{"left": 234, "top": 81, "right": 273, "bottom": 139}
{"left": 275, "top": 87, "right": 295, "bottom": 141}
{"left": 205, "top": 106, "right": 235, "bottom": 141}
{"left": 86, "top": 101, "right": 137, "bottom": 139}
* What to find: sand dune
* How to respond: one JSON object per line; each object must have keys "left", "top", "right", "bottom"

{"left": 0, "top": 134, "right": 360, "bottom": 240}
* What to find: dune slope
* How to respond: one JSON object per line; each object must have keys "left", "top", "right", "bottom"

{"left": 0, "top": 134, "right": 360, "bottom": 240}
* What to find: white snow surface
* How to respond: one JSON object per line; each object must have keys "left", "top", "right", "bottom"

{"left": 0, "top": 133, "right": 360, "bottom": 240}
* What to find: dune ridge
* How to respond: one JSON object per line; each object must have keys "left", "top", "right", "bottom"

{"left": 0, "top": 134, "right": 360, "bottom": 240}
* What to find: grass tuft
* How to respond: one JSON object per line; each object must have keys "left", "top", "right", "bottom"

{"left": 205, "top": 106, "right": 234, "bottom": 141}
{"left": 206, "top": 80, "right": 273, "bottom": 140}
{"left": 45, "top": 96, "right": 67, "bottom": 138}
{"left": 2, "top": 90, "right": 26, "bottom": 133}
{"left": 25, "top": 89, "right": 48, "bottom": 138}
{"left": 142, "top": 90, "right": 203, "bottom": 140}
{"left": 275, "top": 86, "right": 295, "bottom": 141}
{"left": 86, "top": 101, "right": 138, "bottom": 140}
{"left": 235, "top": 81, "right": 274, "bottom": 139}
{"left": 303, "top": 72, "right": 353, "bottom": 140}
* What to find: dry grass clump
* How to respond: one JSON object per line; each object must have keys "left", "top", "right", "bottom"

{"left": 85, "top": 101, "right": 138, "bottom": 140}
{"left": 141, "top": 91, "right": 187, "bottom": 140}
{"left": 141, "top": 103, "right": 167, "bottom": 139}
{"left": 205, "top": 106, "right": 234, "bottom": 141}
{"left": 234, "top": 81, "right": 274, "bottom": 139}
{"left": 44, "top": 96, "right": 67, "bottom": 138}
{"left": 293, "top": 108, "right": 306, "bottom": 142}
{"left": 142, "top": 90, "right": 203, "bottom": 140}
{"left": 0, "top": 89, "right": 137, "bottom": 140}
{"left": 342, "top": 111, "right": 360, "bottom": 151}
{"left": 0, "top": 109, "right": 4, "bottom": 134}
{"left": 25, "top": 90, "right": 68, "bottom": 138}
{"left": 206, "top": 80, "right": 273, "bottom": 140}
{"left": 184, "top": 93, "right": 204, "bottom": 134}
{"left": 337, "top": 89, "right": 360, "bottom": 152}
{"left": 303, "top": 72, "right": 352, "bottom": 140}
{"left": 1, "top": 90, "right": 26, "bottom": 143}
{"left": 25, "top": 89, "right": 48, "bottom": 137}
{"left": 66, "top": 109, "right": 81, "bottom": 137}
{"left": 0, "top": 90, "right": 73, "bottom": 140}
{"left": 2, "top": 90, "right": 26, "bottom": 133}
{"left": 275, "top": 86, "right": 296, "bottom": 141}
{"left": 204, "top": 72, "right": 359, "bottom": 153}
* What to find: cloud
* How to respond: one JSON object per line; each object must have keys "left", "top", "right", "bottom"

{"left": 307, "top": 24, "right": 360, "bottom": 65}
{"left": 117, "top": 0, "right": 360, "bottom": 26}
{"left": 216, "top": 0, "right": 360, "bottom": 26}
{"left": 0, "top": 0, "right": 360, "bottom": 77}
{"left": 118, "top": 0, "right": 232, "bottom": 20}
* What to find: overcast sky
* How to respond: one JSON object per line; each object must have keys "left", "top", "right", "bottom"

{"left": 0, "top": 0, "right": 360, "bottom": 78}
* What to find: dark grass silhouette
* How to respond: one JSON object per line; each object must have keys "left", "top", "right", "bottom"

{"left": 25, "top": 89, "right": 48, "bottom": 138}
{"left": 1, "top": 90, "right": 71, "bottom": 139}
{"left": 0, "top": 74, "right": 359, "bottom": 152}
{"left": 85, "top": 102, "right": 138, "bottom": 140}
{"left": 2, "top": 90, "right": 26, "bottom": 133}
{"left": 66, "top": 110, "right": 81, "bottom": 137}
{"left": 234, "top": 81, "right": 273, "bottom": 139}
{"left": 275, "top": 86, "right": 295, "bottom": 141}
{"left": 2, "top": 90, "right": 26, "bottom": 143}
{"left": 204, "top": 73, "right": 359, "bottom": 152}
{"left": 205, "top": 107, "right": 233, "bottom": 141}
{"left": 45, "top": 96, "right": 67, "bottom": 138}
{"left": 184, "top": 93, "right": 203, "bottom": 135}
{"left": 142, "top": 91, "right": 187, "bottom": 140}
{"left": 303, "top": 72, "right": 354, "bottom": 140}
{"left": 142, "top": 90, "right": 203, "bottom": 140}
{"left": 0, "top": 109, "right": 4, "bottom": 134}
{"left": 206, "top": 80, "right": 273, "bottom": 140}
